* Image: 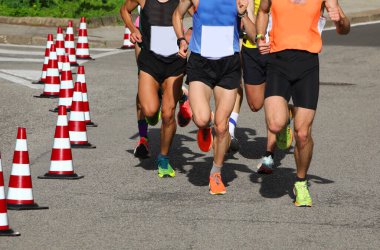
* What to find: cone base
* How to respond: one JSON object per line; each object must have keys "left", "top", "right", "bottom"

{"left": 0, "top": 229, "right": 21, "bottom": 237}
{"left": 7, "top": 203, "right": 49, "bottom": 210}
{"left": 70, "top": 62, "right": 79, "bottom": 67}
{"left": 38, "top": 173, "right": 84, "bottom": 180}
{"left": 71, "top": 142, "right": 96, "bottom": 149}
{"left": 76, "top": 56, "right": 94, "bottom": 60}
{"left": 49, "top": 107, "right": 71, "bottom": 113}
{"left": 86, "top": 121, "right": 98, "bottom": 127}
{"left": 32, "top": 80, "right": 45, "bottom": 85}
{"left": 120, "top": 46, "right": 135, "bottom": 50}
{"left": 34, "top": 94, "right": 59, "bottom": 99}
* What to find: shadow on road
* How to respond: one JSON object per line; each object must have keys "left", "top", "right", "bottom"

{"left": 250, "top": 167, "right": 334, "bottom": 199}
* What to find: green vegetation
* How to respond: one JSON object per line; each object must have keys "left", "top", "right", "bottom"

{"left": 0, "top": 0, "right": 125, "bottom": 18}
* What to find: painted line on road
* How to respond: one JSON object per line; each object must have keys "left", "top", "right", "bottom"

{"left": 324, "top": 20, "right": 380, "bottom": 31}
{"left": 0, "top": 43, "right": 117, "bottom": 52}
{"left": 90, "top": 49, "right": 132, "bottom": 60}
{"left": 0, "top": 71, "right": 43, "bottom": 89}
{"left": 0, "top": 48, "right": 43, "bottom": 56}
{"left": 0, "top": 57, "right": 42, "bottom": 62}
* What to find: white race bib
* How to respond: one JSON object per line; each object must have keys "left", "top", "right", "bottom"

{"left": 318, "top": 16, "right": 326, "bottom": 35}
{"left": 150, "top": 26, "right": 178, "bottom": 57}
{"left": 201, "top": 26, "right": 234, "bottom": 59}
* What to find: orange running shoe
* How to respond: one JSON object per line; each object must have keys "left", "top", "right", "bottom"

{"left": 209, "top": 173, "right": 226, "bottom": 195}
{"left": 197, "top": 127, "right": 213, "bottom": 152}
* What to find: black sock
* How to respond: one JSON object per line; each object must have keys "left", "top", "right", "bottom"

{"left": 296, "top": 176, "right": 307, "bottom": 182}
{"left": 264, "top": 151, "right": 273, "bottom": 157}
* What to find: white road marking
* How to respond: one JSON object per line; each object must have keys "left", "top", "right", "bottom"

{"left": 0, "top": 57, "right": 42, "bottom": 62}
{"left": 0, "top": 49, "right": 43, "bottom": 56}
{"left": 0, "top": 71, "right": 43, "bottom": 89}
{"left": 1, "top": 69, "right": 41, "bottom": 81}
{"left": 324, "top": 20, "right": 380, "bottom": 31}
{"left": 0, "top": 43, "right": 117, "bottom": 52}
{"left": 90, "top": 49, "right": 131, "bottom": 60}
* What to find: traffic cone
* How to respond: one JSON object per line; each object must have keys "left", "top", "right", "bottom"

{"left": 77, "top": 66, "right": 97, "bottom": 127}
{"left": 76, "top": 17, "right": 93, "bottom": 60}
{"left": 65, "top": 20, "right": 78, "bottom": 67}
{"left": 0, "top": 152, "right": 20, "bottom": 236}
{"left": 69, "top": 82, "right": 96, "bottom": 148}
{"left": 35, "top": 44, "right": 60, "bottom": 98}
{"left": 56, "top": 26, "right": 66, "bottom": 72}
{"left": 7, "top": 128, "right": 48, "bottom": 210}
{"left": 120, "top": 26, "right": 135, "bottom": 49}
{"left": 50, "top": 55, "right": 74, "bottom": 113}
{"left": 39, "top": 106, "right": 84, "bottom": 180}
{"left": 33, "top": 34, "right": 54, "bottom": 85}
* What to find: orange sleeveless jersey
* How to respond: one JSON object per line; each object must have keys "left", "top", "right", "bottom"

{"left": 270, "top": 0, "right": 323, "bottom": 53}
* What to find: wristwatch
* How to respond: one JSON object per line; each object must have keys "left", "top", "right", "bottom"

{"left": 177, "top": 37, "right": 187, "bottom": 47}
{"left": 238, "top": 10, "right": 247, "bottom": 18}
{"left": 255, "top": 34, "right": 264, "bottom": 43}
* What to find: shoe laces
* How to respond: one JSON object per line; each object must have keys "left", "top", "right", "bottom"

{"left": 157, "top": 155, "right": 169, "bottom": 169}
{"left": 211, "top": 173, "right": 222, "bottom": 185}
{"left": 262, "top": 156, "right": 274, "bottom": 167}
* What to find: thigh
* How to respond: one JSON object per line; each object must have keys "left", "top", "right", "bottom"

{"left": 161, "top": 75, "right": 184, "bottom": 113}
{"left": 244, "top": 83, "right": 266, "bottom": 111}
{"left": 189, "top": 81, "right": 213, "bottom": 122}
{"left": 138, "top": 71, "right": 160, "bottom": 114}
{"left": 293, "top": 107, "right": 316, "bottom": 134}
{"left": 264, "top": 96, "right": 289, "bottom": 129}
{"left": 214, "top": 86, "right": 238, "bottom": 125}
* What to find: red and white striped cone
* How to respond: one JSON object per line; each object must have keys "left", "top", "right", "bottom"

{"left": 76, "top": 17, "right": 93, "bottom": 60}
{"left": 39, "top": 106, "right": 84, "bottom": 180}
{"left": 50, "top": 55, "right": 74, "bottom": 113}
{"left": 120, "top": 26, "right": 135, "bottom": 49}
{"left": 35, "top": 44, "right": 60, "bottom": 98}
{"left": 7, "top": 128, "right": 48, "bottom": 210}
{"left": 81, "top": 82, "right": 97, "bottom": 127}
{"left": 69, "top": 82, "right": 96, "bottom": 149}
{"left": 77, "top": 66, "right": 97, "bottom": 127}
{"left": 0, "top": 153, "right": 20, "bottom": 236}
{"left": 65, "top": 20, "right": 78, "bottom": 67}
{"left": 33, "top": 34, "right": 54, "bottom": 85}
{"left": 56, "top": 27, "right": 66, "bottom": 72}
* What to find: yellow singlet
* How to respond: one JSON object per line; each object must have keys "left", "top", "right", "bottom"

{"left": 242, "top": 0, "right": 261, "bottom": 49}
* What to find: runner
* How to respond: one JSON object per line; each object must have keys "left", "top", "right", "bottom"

{"left": 121, "top": 0, "right": 188, "bottom": 177}
{"left": 121, "top": 3, "right": 193, "bottom": 159}
{"left": 173, "top": 0, "right": 255, "bottom": 195}
{"left": 257, "top": 0, "right": 350, "bottom": 206}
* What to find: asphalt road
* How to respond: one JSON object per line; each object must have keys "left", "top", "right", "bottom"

{"left": 0, "top": 23, "right": 379, "bottom": 249}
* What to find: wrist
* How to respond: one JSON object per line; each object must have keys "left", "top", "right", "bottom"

{"left": 255, "top": 33, "right": 264, "bottom": 43}
{"left": 238, "top": 10, "right": 247, "bottom": 18}
{"left": 177, "top": 37, "right": 187, "bottom": 47}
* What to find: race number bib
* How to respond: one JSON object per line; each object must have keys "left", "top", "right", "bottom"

{"left": 318, "top": 16, "right": 327, "bottom": 35}
{"left": 201, "top": 26, "right": 234, "bottom": 58}
{"left": 150, "top": 26, "right": 178, "bottom": 57}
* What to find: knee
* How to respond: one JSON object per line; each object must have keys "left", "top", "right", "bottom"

{"left": 143, "top": 106, "right": 159, "bottom": 118}
{"left": 161, "top": 106, "right": 175, "bottom": 125}
{"left": 267, "top": 118, "right": 286, "bottom": 134}
{"left": 193, "top": 113, "right": 211, "bottom": 128}
{"left": 294, "top": 128, "right": 312, "bottom": 149}
{"left": 214, "top": 121, "right": 228, "bottom": 137}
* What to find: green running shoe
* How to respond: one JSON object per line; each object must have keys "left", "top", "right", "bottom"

{"left": 293, "top": 181, "right": 312, "bottom": 207}
{"left": 276, "top": 122, "right": 293, "bottom": 150}
{"left": 157, "top": 155, "right": 175, "bottom": 178}
{"left": 146, "top": 109, "right": 161, "bottom": 126}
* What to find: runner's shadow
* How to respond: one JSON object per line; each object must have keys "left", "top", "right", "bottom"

{"left": 186, "top": 156, "right": 254, "bottom": 187}
{"left": 127, "top": 128, "right": 204, "bottom": 174}
{"left": 250, "top": 167, "right": 334, "bottom": 199}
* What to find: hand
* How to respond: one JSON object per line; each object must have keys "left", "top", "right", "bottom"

{"left": 130, "top": 29, "right": 142, "bottom": 44}
{"left": 257, "top": 36, "right": 270, "bottom": 54}
{"left": 237, "top": 0, "right": 248, "bottom": 15}
{"left": 178, "top": 40, "right": 188, "bottom": 59}
{"left": 325, "top": 1, "right": 340, "bottom": 22}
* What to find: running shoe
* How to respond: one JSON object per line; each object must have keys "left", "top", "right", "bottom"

{"left": 177, "top": 99, "right": 192, "bottom": 127}
{"left": 145, "top": 109, "right": 161, "bottom": 126}
{"left": 276, "top": 109, "right": 293, "bottom": 150}
{"left": 209, "top": 173, "right": 226, "bottom": 195}
{"left": 157, "top": 155, "right": 175, "bottom": 178}
{"left": 133, "top": 137, "right": 150, "bottom": 159}
{"left": 228, "top": 136, "right": 240, "bottom": 153}
{"left": 257, "top": 155, "right": 274, "bottom": 174}
{"left": 197, "top": 127, "right": 213, "bottom": 152}
{"left": 293, "top": 180, "right": 312, "bottom": 207}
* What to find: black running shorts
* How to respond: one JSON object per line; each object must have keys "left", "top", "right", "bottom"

{"left": 138, "top": 49, "right": 186, "bottom": 84}
{"left": 241, "top": 46, "right": 270, "bottom": 85}
{"left": 186, "top": 52, "right": 241, "bottom": 90}
{"left": 265, "top": 50, "right": 319, "bottom": 110}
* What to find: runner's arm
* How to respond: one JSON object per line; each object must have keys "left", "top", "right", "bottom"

{"left": 120, "top": 0, "right": 142, "bottom": 43}
{"left": 173, "top": 0, "right": 193, "bottom": 58}
{"left": 256, "top": 0, "right": 271, "bottom": 54}
{"left": 241, "top": 0, "right": 256, "bottom": 42}
{"left": 335, "top": 5, "right": 350, "bottom": 34}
